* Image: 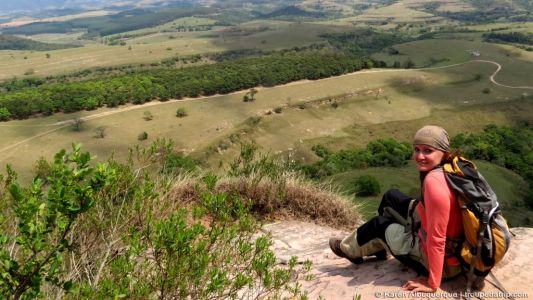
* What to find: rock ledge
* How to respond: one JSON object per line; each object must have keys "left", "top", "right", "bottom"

{"left": 265, "top": 221, "right": 532, "bottom": 300}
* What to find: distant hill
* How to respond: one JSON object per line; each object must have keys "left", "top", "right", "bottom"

{"left": 259, "top": 6, "right": 326, "bottom": 19}
{"left": 2, "top": 7, "right": 214, "bottom": 36}
{"left": 0, "top": 34, "right": 79, "bottom": 50}
{"left": 468, "top": 0, "right": 533, "bottom": 11}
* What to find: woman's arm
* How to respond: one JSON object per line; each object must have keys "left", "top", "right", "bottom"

{"left": 421, "top": 172, "right": 452, "bottom": 289}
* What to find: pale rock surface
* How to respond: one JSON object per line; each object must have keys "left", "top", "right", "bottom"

{"left": 264, "top": 221, "right": 533, "bottom": 300}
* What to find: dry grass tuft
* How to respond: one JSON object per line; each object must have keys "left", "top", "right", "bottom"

{"left": 165, "top": 173, "right": 361, "bottom": 229}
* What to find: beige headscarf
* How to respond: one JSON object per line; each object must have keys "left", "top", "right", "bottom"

{"left": 413, "top": 125, "right": 450, "bottom": 152}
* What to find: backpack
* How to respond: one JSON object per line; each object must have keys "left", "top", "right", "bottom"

{"left": 442, "top": 156, "right": 511, "bottom": 289}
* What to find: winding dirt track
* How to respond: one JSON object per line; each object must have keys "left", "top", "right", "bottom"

{"left": 0, "top": 59, "right": 531, "bottom": 155}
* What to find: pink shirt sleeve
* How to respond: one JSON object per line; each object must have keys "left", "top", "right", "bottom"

{"left": 423, "top": 172, "right": 453, "bottom": 289}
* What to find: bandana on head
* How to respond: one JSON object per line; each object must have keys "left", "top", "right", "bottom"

{"left": 413, "top": 125, "right": 450, "bottom": 152}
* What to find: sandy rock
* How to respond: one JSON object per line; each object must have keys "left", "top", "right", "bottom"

{"left": 264, "top": 221, "right": 533, "bottom": 300}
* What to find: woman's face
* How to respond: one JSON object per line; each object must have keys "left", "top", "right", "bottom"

{"left": 412, "top": 144, "right": 445, "bottom": 172}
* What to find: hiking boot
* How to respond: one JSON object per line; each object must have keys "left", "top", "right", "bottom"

{"left": 329, "top": 238, "right": 388, "bottom": 264}
{"left": 329, "top": 238, "right": 364, "bottom": 264}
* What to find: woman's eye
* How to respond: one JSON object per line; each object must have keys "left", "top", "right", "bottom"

{"left": 423, "top": 149, "right": 433, "bottom": 155}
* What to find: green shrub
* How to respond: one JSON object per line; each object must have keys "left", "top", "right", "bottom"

{"left": 176, "top": 107, "right": 187, "bottom": 117}
{"left": 0, "top": 107, "right": 11, "bottom": 121}
{"left": 301, "top": 139, "right": 411, "bottom": 179}
{"left": 0, "top": 144, "right": 115, "bottom": 299}
{"left": 143, "top": 111, "right": 153, "bottom": 121}
{"left": 161, "top": 153, "right": 198, "bottom": 174}
{"left": 81, "top": 184, "right": 302, "bottom": 299}
{"left": 354, "top": 175, "right": 381, "bottom": 196}
{"left": 138, "top": 131, "right": 148, "bottom": 141}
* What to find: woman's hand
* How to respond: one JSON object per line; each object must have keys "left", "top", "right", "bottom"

{"left": 402, "top": 279, "right": 437, "bottom": 293}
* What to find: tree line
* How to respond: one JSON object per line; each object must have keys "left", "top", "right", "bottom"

{"left": 483, "top": 31, "right": 533, "bottom": 46}
{"left": 298, "top": 139, "right": 412, "bottom": 179}
{"left": 0, "top": 34, "right": 80, "bottom": 51}
{"left": 451, "top": 124, "right": 532, "bottom": 187}
{"left": 321, "top": 29, "right": 410, "bottom": 56}
{"left": 0, "top": 50, "right": 374, "bottom": 120}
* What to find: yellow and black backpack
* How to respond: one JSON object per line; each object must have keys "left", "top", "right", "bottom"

{"left": 442, "top": 156, "right": 511, "bottom": 290}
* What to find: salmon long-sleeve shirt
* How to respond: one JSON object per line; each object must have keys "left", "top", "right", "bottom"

{"left": 416, "top": 169, "right": 463, "bottom": 289}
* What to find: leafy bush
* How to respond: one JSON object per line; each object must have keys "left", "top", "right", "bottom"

{"left": 0, "top": 144, "right": 115, "bottom": 299}
{"left": 176, "top": 107, "right": 187, "bottom": 117}
{"left": 354, "top": 175, "right": 381, "bottom": 196}
{"left": 138, "top": 131, "right": 148, "bottom": 141}
{"left": 143, "top": 111, "right": 153, "bottom": 121}
{"left": 300, "top": 139, "right": 411, "bottom": 179}
{"left": 0, "top": 107, "right": 11, "bottom": 121}
{"left": 94, "top": 126, "right": 106, "bottom": 138}
{"left": 161, "top": 153, "right": 198, "bottom": 174}
{"left": 75, "top": 176, "right": 305, "bottom": 299}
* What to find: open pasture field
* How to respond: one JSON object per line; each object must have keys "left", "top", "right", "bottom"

{"left": 23, "top": 31, "right": 89, "bottom": 44}
{"left": 403, "top": 0, "right": 475, "bottom": 12}
{"left": 372, "top": 38, "right": 533, "bottom": 86}
{"left": 0, "top": 39, "right": 214, "bottom": 80}
{"left": 207, "top": 21, "right": 348, "bottom": 52}
{"left": 358, "top": 2, "right": 437, "bottom": 22}
{"left": 0, "top": 21, "right": 348, "bottom": 80}
{"left": 0, "top": 10, "right": 113, "bottom": 28}
{"left": 299, "top": 0, "right": 356, "bottom": 15}
{"left": 319, "top": 1, "right": 441, "bottom": 26}
{"left": 465, "top": 21, "right": 533, "bottom": 34}
{"left": 1, "top": 59, "right": 531, "bottom": 181}
{"left": 107, "top": 16, "right": 218, "bottom": 41}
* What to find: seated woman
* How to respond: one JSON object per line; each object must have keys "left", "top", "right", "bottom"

{"left": 329, "top": 125, "right": 482, "bottom": 293}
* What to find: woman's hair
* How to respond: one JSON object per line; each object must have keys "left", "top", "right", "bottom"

{"left": 440, "top": 149, "right": 461, "bottom": 165}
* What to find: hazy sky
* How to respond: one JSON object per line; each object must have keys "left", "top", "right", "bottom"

{"left": 0, "top": 0, "right": 109, "bottom": 15}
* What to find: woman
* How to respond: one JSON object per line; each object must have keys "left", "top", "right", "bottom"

{"left": 329, "top": 125, "right": 472, "bottom": 293}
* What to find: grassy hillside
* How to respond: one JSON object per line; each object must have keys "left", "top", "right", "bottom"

{"left": 0, "top": 21, "right": 348, "bottom": 81}
{"left": 0, "top": 34, "right": 79, "bottom": 50}
{"left": 372, "top": 38, "right": 533, "bottom": 86}
{"left": 1, "top": 8, "right": 216, "bottom": 37}
{"left": 0, "top": 61, "right": 531, "bottom": 182}
{"left": 328, "top": 161, "right": 532, "bottom": 227}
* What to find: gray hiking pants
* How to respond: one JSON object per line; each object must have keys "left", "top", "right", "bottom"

{"left": 340, "top": 189, "right": 461, "bottom": 278}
